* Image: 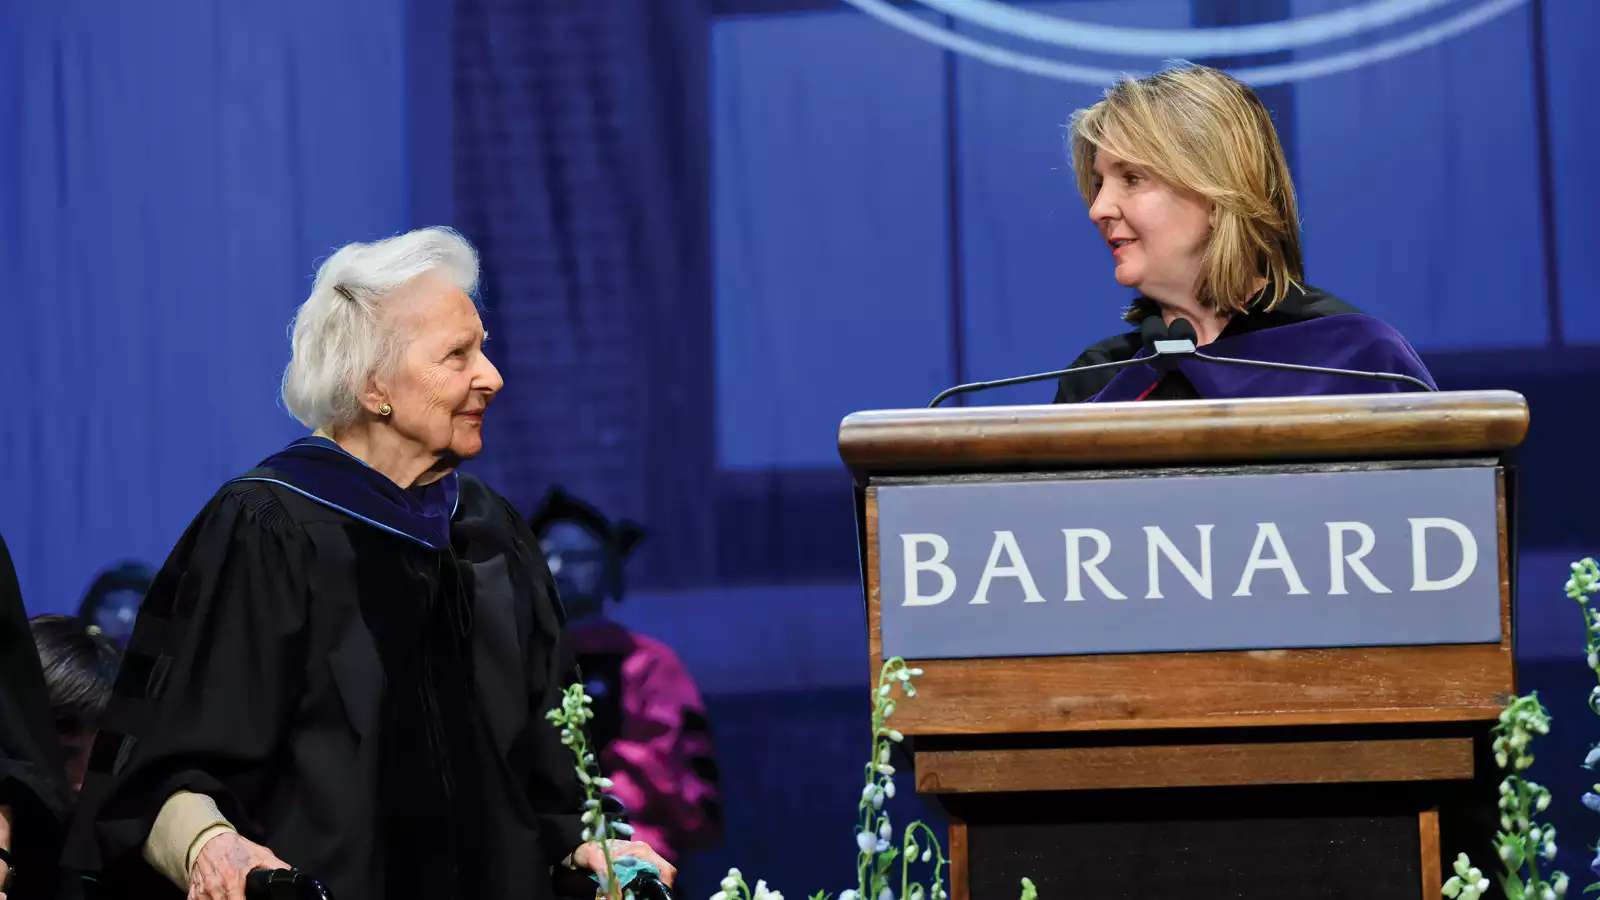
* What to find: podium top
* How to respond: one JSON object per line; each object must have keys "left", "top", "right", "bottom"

{"left": 839, "top": 390, "right": 1528, "bottom": 476}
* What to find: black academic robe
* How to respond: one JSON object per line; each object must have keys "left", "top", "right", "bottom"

{"left": 0, "top": 534, "right": 70, "bottom": 900}
{"left": 1053, "top": 284, "right": 1435, "bottom": 403}
{"left": 65, "top": 471, "right": 584, "bottom": 900}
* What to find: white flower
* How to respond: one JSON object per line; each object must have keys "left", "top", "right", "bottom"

{"left": 857, "top": 831, "right": 875, "bottom": 854}
{"left": 752, "top": 880, "right": 783, "bottom": 900}
{"left": 879, "top": 820, "right": 893, "bottom": 840}
{"left": 861, "top": 784, "right": 876, "bottom": 801}
{"left": 884, "top": 780, "right": 896, "bottom": 798}
{"left": 878, "top": 888, "right": 894, "bottom": 900}
{"left": 840, "top": 892, "right": 859, "bottom": 900}
{"left": 1555, "top": 872, "right": 1569, "bottom": 897}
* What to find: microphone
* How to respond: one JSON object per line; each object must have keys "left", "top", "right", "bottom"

{"left": 926, "top": 316, "right": 1432, "bottom": 407}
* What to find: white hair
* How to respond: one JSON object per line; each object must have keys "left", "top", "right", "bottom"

{"left": 281, "top": 226, "right": 480, "bottom": 431}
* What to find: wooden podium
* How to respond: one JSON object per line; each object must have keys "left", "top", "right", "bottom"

{"left": 839, "top": 391, "right": 1528, "bottom": 899}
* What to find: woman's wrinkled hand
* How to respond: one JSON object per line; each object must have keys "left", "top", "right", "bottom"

{"left": 572, "top": 839, "right": 677, "bottom": 887}
{"left": 186, "top": 831, "right": 290, "bottom": 900}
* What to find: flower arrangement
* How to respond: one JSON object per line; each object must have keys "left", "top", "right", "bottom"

{"left": 1566, "top": 557, "right": 1600, "bottom": 888}
{"left": 1441, "top": 693, "right": 1565, "bottom": 900}
{"left": 550, "top": 658, "right": 1038, "bottom": 899}
{"left": 1440, "top": 556, "right": 1600, "bottom": 900}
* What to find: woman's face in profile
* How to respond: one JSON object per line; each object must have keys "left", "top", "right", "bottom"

{"left": 380, "top": 271, "right": 505, "bottom": 461}
{"left": 1087, "top": 149, "right": 1212, "bottom": 304}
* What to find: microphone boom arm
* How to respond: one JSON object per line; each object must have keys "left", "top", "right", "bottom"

{"left": 928, "top": 357, "right": 1149, "bottom": 408}
{"left": 1190, "top": 350, "right": 1435, "bottom": 393}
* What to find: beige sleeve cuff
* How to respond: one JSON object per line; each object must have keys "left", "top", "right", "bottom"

{"left": 141, "top": 791, "right": 236, "bottom": 889}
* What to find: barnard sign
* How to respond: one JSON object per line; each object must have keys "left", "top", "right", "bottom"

{"left": 876, "top": 467, "right": 1502, "bottom": 660}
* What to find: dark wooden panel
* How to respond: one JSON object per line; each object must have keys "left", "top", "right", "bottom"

{"left": 915, "top": 738, "right": 1474, "bottom": 793}
{"left": 839, "top": 390, "right": 1528, "bottom": 475}
{"left": 956, "top": 785, "right": 1427, "bottom": 900}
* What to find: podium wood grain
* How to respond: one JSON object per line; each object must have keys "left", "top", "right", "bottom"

{"left": 840, "top": 390, "right": 1528, "bottom": 475}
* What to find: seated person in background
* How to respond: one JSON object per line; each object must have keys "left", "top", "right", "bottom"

{"left": 0, "top": 536, "right": 69, "bottom": 900}
{"left": 532, "top": 488, "right": 723, "bottom": 868}
{"left": 29, "top": 615, "right": 121, "bottom": 795}
{"left": 76, "top": 562, "right": 154, "bottom": 650}
{"left": 1055, "top": 64, "right": 1436, "bottom": 404}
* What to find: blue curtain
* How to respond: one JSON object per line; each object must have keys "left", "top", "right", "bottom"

{"left": 0, "top": 0, "right": 411, "bottom": 614}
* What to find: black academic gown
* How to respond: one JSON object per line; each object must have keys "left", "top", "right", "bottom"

{"left": 1053, "top": 284, "right": 1434, "bottom": 403}
{"left": 0, "top": 534, "right": 70, "bottom": 900}
{"left": 65, "top": 463, "right": 584, "bottom": 900}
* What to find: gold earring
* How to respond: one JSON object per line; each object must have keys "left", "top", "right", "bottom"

{"left": 378, "top": 402, "right": 393, "bottom": 417}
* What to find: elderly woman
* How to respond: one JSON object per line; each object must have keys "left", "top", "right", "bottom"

{"left": 1054, "top": 64, "right": 1436, "bottom": 403}
{"left": 65, "top": 228, "right": 672, "bottom": 900}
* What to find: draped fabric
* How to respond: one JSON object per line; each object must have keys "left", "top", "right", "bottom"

{"left": 452, "top": 0, "right": 717, "bottom": 587}
{"left": 0, "top": 0, "right": 410, "bottom": 618}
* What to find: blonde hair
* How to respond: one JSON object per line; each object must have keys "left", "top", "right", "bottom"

{"left": 1070, "top": 64, "right": 1303, "bottom": 318}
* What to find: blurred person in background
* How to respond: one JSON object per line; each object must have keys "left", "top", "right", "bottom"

{"left": 531, "top": 488, "right": 722, "bottom": 868}
{"left": 28, "top": 616, "right": 121, "bottom": 797}
{"left": 75, "top": 563, "right": 154, "bottom": 651}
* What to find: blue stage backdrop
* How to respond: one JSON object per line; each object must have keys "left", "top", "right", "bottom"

{"left": 3, "top": 0, "right": 1598, "bottom": 894}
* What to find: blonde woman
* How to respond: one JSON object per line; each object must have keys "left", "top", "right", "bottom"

{"left": 1055, "top": 64, "right": 1435, "bottom": 403}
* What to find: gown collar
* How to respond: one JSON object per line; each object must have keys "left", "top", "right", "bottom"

{"left": 232, "top": 436, "right": 459, "bottom": 550}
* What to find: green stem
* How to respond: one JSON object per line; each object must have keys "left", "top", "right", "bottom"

{"left": 1522, "top": 785, "right": 1541, "bottom": 888}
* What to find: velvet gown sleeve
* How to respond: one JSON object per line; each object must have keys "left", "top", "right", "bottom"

{"left": 70, "top": 484, "right": 312, "bottom": 876}
{"left": 0, "top": 533, "right": 69, "bottom": 894}
{"left": 497, "top": 495, "right": 588, "bottom": 863}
